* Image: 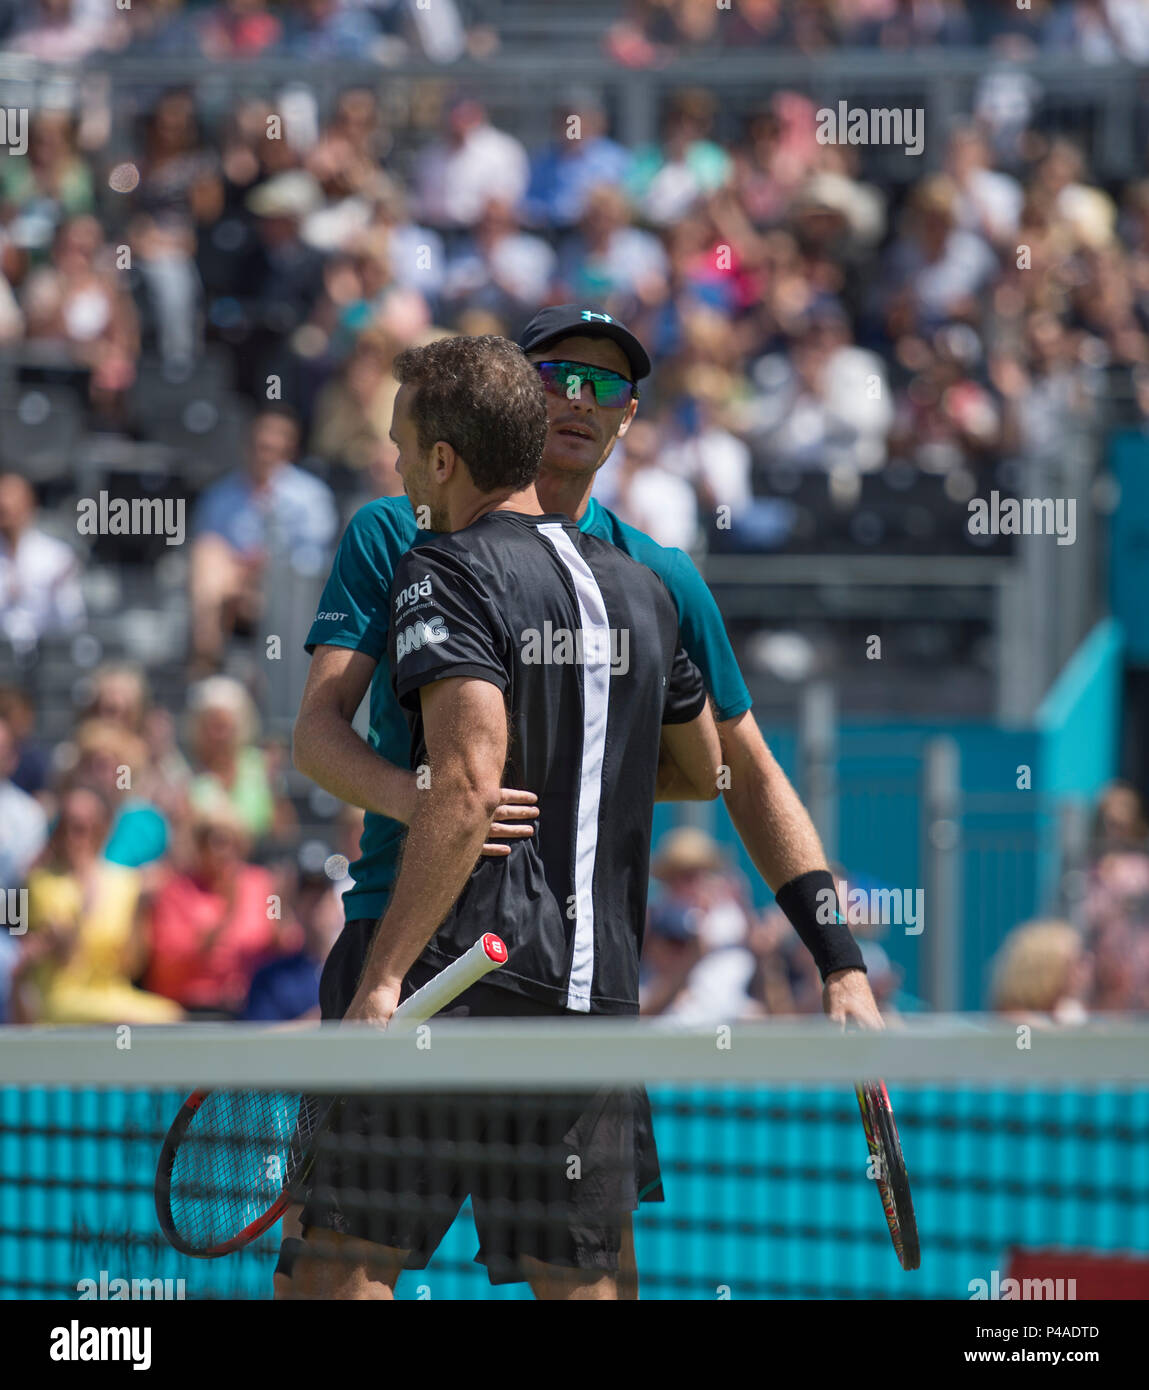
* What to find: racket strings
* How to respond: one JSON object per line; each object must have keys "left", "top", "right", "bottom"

{"left": 165, "top": 1091, "right": 322, "bottom": 1248}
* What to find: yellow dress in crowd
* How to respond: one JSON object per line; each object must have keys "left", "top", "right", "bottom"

{"left": 24, "top": 864, "right": 182, "bottom": 1024}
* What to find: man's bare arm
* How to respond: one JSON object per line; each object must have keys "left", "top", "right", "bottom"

{"left": 717, "top": 711, "right": 826, "bottom": 889}
{"left": 718, "top": 710, "right": 882, "bottom": 1028}
{"left": 343, "top": 676, "right": 508, "bottom": 1023}
{"left": 293, "top": 644, "right": 535, "bottom": 851}
{"left": 655, "top": 702, "right": 722, "bottom": 802}
{"left": 293, "top": 644, "right": 418, "bottom": 821}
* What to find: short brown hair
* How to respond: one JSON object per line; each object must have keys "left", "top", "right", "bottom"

{"left": 393, "top": 335, "right": 547, "bottom": 494}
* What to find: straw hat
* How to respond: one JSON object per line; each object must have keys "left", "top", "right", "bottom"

{"left": 651, "top": 827, "right": 726, "bottom": 880}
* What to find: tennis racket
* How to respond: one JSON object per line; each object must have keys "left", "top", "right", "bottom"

{"left": 855, "top": 1079, "right": 920, "bottom": 1271}
{"left": 155, "top": 933, "right": 508, "bottom": 1258}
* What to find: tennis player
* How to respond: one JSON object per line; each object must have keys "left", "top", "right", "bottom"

{"left": 516, "top": 306, "right": 881, "bottom": 1032}
{"left": 292, "top": 335, "right": 721, "bottom": 1300}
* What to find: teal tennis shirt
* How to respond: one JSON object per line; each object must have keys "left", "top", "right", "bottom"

{"left": 304, "top": 493, "right": 752, "bottom": 924}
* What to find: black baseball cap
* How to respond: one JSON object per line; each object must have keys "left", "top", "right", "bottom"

{"left": 519, "top": 304, "right": 652, "bottom": 382}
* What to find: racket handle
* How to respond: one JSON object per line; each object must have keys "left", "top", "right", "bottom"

{"left": 388, "top": 934, "right": 508, "bottom": 1036}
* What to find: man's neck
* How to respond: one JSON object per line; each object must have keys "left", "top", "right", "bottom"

{"left": 535, "top": 466, "right": 595, "bottom": 523}
{"left": 449, "top": 483, "right": 544, "bottom": 532}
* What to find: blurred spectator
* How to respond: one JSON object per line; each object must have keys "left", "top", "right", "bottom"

{"left": 8, "top": 0, "right": 113, "bottom": 60}
{"left": 0, "top": 110, "right": 95, "bottom": 260}
{"left": 0, "top": 714, "right": 48, "bottom": 890}
{"left": 891, "top": 321, "right": 1000, "bottom": 475}
{"left": 660, "top": 385, "right": 753, "bottom": 521}
{"left": 186, "top": 676, "right": 288, "bottom": 841}
{"left": 189, "top": 409, "right": 337, "bottom": 669}
{"left": 555, "top": 183, "right": 668, "bottom": 311}
{"left": 144, "top": 803, "right": 281, "bottom": 1016}
{"left": 1090, "top": 916, "right": 1149, "bottom": 1011}
{"left": 279, "top": 0, "right": 379, "bottom": 58}
{"left": 993, "top": 309, "right": 1099, "bottom": 460}
{"left": 197, "top": 0, "right": 282, "bottom": 59}
{"left": 310, "top": 326, "right": 403, "bottom": 480}
{"left": 1043, "top": 0, "right": 1149, "bottom": 63}
{"left": 523, "top": 95, "right": 632, "bottom": 231}
{"left": 943, "top": 123, "right": 1023, "bottom": 248}
{"left": 990, "top": 918, "right": 1092, "bottom": 1023}
{"left": 882, "top": 175, "right": 998, "bottom": 335}
{"left": 16, "top": 784, "right": 183, "bottom": 1023}
{"left": 626, "top": 89, "right": 733, "bottom": 227}
{"left": 80, "top": 661, "right": 149, "bottom": 734}
{"left": 300, "top": 130, "right": 381, "bottom": 255}
{"left": 441, "top": 196, "right": 556, "bottom": 332}
{"left": 416, "top": 97, "right": 529, "bottom": 230}
{"left": 242, "top": 843, "right": 343, "bottom": 1020}
{"left": 336, "top": 226, "right": 430, "bottom": 349}
{"left": 744, "top": 300, "right": 894, "bottom": 472}
{"left": 60, "top": 719, "right": 174, "bottom": 872}
{"left": 365, "top": 175, "right": 445, "bottom": 304}
{"left": 0, "top": 473, "right": 85, "bottom": 651}
{"left": 1082, "top": 849, "right": 1149, "bottom": 933}
{"left": 79, "top": 662, "right": 192, "bottom": 810}
{"left": 21, "top": 214, "right": 139, "bottom": 407}
{"left": 640, "top": 828, "right": 760, "bottom": 1020}
{"left": 729, "top": 99, "right": 819, "bottom": 231}
{"left": 136, "top": 87, "right": 218, "bottom": 227}
{"left": 1091, "top": 781, "right": 1149, "bottom": 855}
{"left": 1031, "top": 139, "right": 1117, "bottom": 253}
{"left": 0, "top": 686, "right": 50, "bottom": 796}
{"left": 239, "top": 171, "right": 328, "bottom": 397}
{"left": 614, "top": 418, "right": 698, "bottom": 550}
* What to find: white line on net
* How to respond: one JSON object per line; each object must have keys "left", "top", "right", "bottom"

{"left": 2, "top": 1016, "right": 1148, "bottom": 1088}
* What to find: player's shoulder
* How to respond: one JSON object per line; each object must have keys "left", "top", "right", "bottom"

{"left": 580, "top": 498, "right": 699, "bottom": 595}
{"left": 342, "top": 494, "right": 421, "bottom": 554}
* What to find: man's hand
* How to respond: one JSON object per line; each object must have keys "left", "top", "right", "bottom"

{"left": 823, "top": 968, "right": 884, "bottom": 1030}
{"left": 481, "top": 788, "right": 539, "bottom": 857}
{"left": 342, "top": 979, "right": 402, "bottom": 1029}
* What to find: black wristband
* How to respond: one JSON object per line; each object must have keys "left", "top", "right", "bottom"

{"left": 774, "top": 869, "right": 866, "bottom": 982}
{"left": 275, "top": 1236, "right": 307, "bottom": 1280}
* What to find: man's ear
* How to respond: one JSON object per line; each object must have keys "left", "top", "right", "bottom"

{"left": 615, "top": 398, "right": 640, "bottom": 440}
{"left": 431, "top": 441, "right": 459, "bottom": 484}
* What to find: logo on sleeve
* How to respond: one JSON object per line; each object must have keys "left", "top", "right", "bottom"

{"left": 395, "top": 576, "right": 434, "bottom": 613}
{"left": 396, "top": 615, "right": 449, "bottom": 661}
{"left": 315, "top": 610, "right": 348, "bottom": 622}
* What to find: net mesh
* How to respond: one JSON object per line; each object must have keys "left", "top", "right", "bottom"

{"left": 2, "top": 1019, "right": 1148, "bottom": 1301}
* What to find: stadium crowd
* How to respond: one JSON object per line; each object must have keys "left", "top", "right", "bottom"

{"left": 0, "top": 5, "right": 1146, "bottom": 1025}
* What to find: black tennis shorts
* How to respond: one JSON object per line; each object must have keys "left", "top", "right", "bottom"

{"left": 300, "top": 918, "right": 663, "bottom": 1286}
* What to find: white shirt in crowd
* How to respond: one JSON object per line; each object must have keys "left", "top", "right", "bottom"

{"left": 0, "top": 528, "right": 85, "bottom": 647}
{"left": 417, "top": 124, "right": 530, "bottom": 228}
{"left": 661, "top": 427, "right": 753, "bottom": 512}
{"left": 0, "top": 779, "right": 47, "bottom": 889}
{"left": 618, "top": 467, "right": 698, "bottom": 551}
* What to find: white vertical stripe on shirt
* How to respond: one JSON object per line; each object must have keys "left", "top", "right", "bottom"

{"left": 536, "top": 522, "right": 611, "bottom": 1012}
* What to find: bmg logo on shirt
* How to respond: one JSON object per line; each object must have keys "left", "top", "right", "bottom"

{"left": 396, "top": 615, "right": 450, "bottom": 661}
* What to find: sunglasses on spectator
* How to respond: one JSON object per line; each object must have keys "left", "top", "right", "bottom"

{"left": 535, "top": 360, "right": 638, "bottom": 409}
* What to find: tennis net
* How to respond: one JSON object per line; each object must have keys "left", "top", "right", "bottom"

{"left": 2, "top": 1017, "right": 1148, "bottom": 1301}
